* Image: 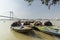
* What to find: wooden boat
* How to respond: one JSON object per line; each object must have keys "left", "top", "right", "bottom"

{"left": 10, "top": 26, "right": 32, "bottom": 33}
{"left": 37, "top": 26, "right": 60, "bottom": 37}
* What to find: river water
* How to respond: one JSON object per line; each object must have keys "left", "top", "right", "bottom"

{"left": 0, "top": 20, "right": 60, "bottom": 40}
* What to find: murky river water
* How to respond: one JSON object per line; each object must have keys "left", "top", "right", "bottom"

{"left": 0, "top": 20, "right": 60, "bottom": 40}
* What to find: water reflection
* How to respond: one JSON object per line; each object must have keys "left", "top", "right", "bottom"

{"left": 11, "top": 30, "right": 42, "bottom": 40}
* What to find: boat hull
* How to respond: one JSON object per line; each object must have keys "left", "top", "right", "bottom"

{"left": 10, "top": 26, "right": 32, "bottom": 33}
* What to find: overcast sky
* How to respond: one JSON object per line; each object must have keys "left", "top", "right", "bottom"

{"left": 0, "top": 0, "right": 60, "bottom": 19}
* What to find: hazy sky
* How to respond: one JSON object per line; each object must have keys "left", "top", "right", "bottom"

{"left": 0, "top": 0, "right": 60, "bottom": 19}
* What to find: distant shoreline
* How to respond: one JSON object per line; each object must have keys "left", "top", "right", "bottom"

{"left": 0, "top": 19, "right": 60, "bottom": 21}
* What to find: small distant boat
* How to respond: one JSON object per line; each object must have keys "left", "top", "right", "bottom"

{"left": 10, "top": 26, "right": 32, "bottom": 33}
{"left": 37, "top": 26, "right": 60, "bottom": 37}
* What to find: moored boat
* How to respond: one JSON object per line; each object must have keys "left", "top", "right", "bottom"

{"left": 37, "top": 26, "right": 60, "bottom": 37}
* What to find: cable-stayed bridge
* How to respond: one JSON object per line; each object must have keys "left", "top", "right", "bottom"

{"left": 0, "top": 11, "right": 58, "bottom": 21}
{"left": 0, "top": 15, "right": 20, "bottom": 20}
{"left": 0, "top": 14, "right": 59, "bottom": 21}
{"left": 0, "top": 11, "right": 21, "bottom": 20}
